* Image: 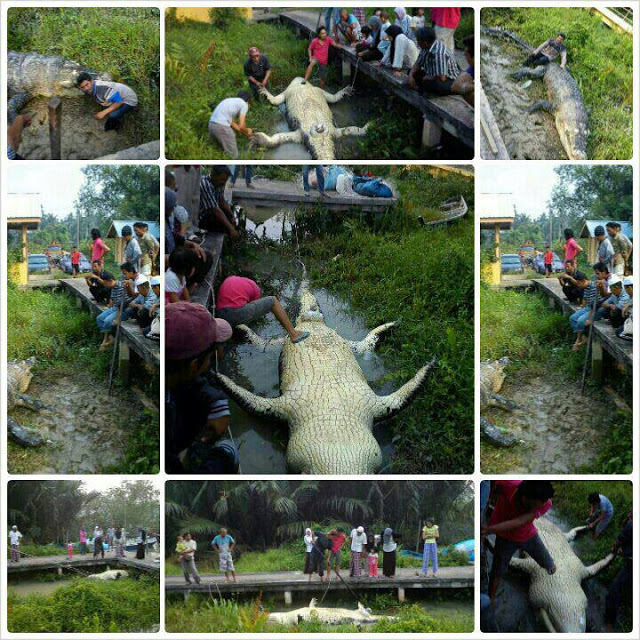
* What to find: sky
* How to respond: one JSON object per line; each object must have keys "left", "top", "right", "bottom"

{"left": 477, "top": 164, "right": 561, "bottom": 220}
{"left": 8, "top": 165, "right": 88, "bottom": 219}
{"left": 78, "top": 478, "right": 160, "bottom": 495}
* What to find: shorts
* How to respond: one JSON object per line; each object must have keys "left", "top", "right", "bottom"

{"left": 545, "top": 264, "right": 552, "bottom": 274}
{"left": 311, "top": 59, "right": 328, "bottom": 80}
{"left": 329, "top": 550, "right": 341, "bottom": 568}
{"left": 489, "top": 533, "right": 555, "bottom": 580}
{"left": 219, "top": 552, "right": 234, "bottom": 572}
{"left": 217, "top": 296, "right": 275, "bottom": 327}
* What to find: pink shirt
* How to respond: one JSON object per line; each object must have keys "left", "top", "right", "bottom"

{"left": 489, "top": 480, "right": 552, "bottom": 543}
{"left": 564, "top": 237, "right": 580, "bottom": 263}
{"left": 216, "top": 276, "right": 261, "bottom": 310}
{"left": 309, "top": 36, "right": 334, "bottom": 65}
{"left": 91, "top": 237, "right": 107, "bottom": 263}
{"left": 430, "top": 8, "right": 461, "bottom": 29}
{"left": 79, "top": 530, "right": 87, "bottom": 543}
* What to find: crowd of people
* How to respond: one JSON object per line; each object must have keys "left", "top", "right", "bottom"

{"left": 208, "top": 7, "right": 472, "bottom": 158}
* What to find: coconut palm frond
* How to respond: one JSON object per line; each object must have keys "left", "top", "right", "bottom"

{"left": 272, "top": 497, "right": 299, "bottom": 518}
{"left": 165, "top": 500, "right": 186, "bottom": 519}
{"left": 175, "top": 516, "right": 221, "bottom": 537}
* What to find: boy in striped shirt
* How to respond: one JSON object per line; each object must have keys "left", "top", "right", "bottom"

{"left": 76, "top": 72, "right": 138, "bottom": 131}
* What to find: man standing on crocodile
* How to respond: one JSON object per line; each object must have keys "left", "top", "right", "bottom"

{"left": 524, "top": 32, "right": 567, "bottom": 69}
{"left": 482, "top": 480, "right": 557, "bottom": 604}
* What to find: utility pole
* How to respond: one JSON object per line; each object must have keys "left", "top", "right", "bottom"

{"left": 76, "top": 211, "right": 80, "bottom": 247}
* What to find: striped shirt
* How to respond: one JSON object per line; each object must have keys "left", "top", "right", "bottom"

{"left": 92, "top": 81, "right": 138, "bottom": 107}
{"left": 417, "top": 39, "right": 460, "bottom": 80}
{"left": 199, "top": 176, "right": 226, "bottom": 217}
{"left": 110, "top": 282, "right": 125, "bottom": 306}
{"left": 7, "top": 145, "right": 17, "bottom": 160}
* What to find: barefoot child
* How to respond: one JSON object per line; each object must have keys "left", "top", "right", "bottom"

{"left": 368, "top": 548, "right": 379, "bottom": 577}
{"left": 304, "top": 27, "right": 343, "bottom": 89}
{"left": 67, "top": 541, "right": 74, "bottom": 559}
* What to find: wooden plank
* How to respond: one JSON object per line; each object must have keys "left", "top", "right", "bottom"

{"left": 191, "top": 232, "right": 225, "bottom": 310}
{"left": 479, "top": 84, "right": 509, "bottom": 160}
{"left": 60, "top": 278, "right": 159, "bottom": 368}
{"left": 278, "top": 11, "right": 474, "bottom": 148}
{"left": 591, "top": 7, "right": 633, "bottom": 35}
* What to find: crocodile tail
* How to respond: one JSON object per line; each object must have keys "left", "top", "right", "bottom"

{"left": 481, "top": 26, "right": 534, "bottom": 52}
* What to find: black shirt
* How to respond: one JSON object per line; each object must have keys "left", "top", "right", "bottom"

{"left": 244, "top": 55, "right": 271, "bottom": 81}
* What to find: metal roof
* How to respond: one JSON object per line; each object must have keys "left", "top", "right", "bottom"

{"left": 107, "top": 220, "right": 160, "bottom": 240}
{"left": 580, "top": 220, "right": 633, "bottom": 240}
{"left": 6, "top": 193, "right": 43, "bottom": 219}
{"left": 478, "top": 193, "right": 515, "bottom": 220}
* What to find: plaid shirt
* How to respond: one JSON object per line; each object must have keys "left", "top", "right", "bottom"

{"left": 352, "top": 8, "right": 366, "bottom": 25}
{"left": 417, "top": 39, "right": 460, "bottom": 79}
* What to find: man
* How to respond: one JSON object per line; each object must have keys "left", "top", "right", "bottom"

{"left": 302, "top": 165, "right": 326, "bottom": 198}
{"left": 212, "top": 528, "right": 238, "bottom": 583}
{"left": 133, "top": 222, "right": 159, "bottom": 276}
{"left": 9, "top": 525, "right": 23, "bottom": 563}
{"left": 595, "top": 275, "right": 630, "bottom": 328}
{"left": 244, "top": 47, "right": 272, "bottom": 99}
{"left": 94, "top": 525, "right": 105, "bottom": 558}
{"left": 120, "top": 261, "right": 142, "bottom": 302}
{"left": 409, "top": 27, "right": 460, "bottom": 96}
{"left": 451, "top": 35, "right": 474, "bottom": 105}
{"left": 327, "top": 528, "right": 346, "bottom": 578}
{"left": 181, "top": 533, "right": 201, "bottom": 585}
{"left": 174, "top": 165, "right": 202, "bottom": 232}
{"left": 7, "top": 113, "right": 32, "bottom": 159}
{"left": 606, "top": 222, "right": 632, "bottom": 276}
{"left": 604, "top": 513, "right": 632, "bottom": 631}
{"left": 208, "top": 91, "right": 253, "bottom": 159}
{"left": 569, "top": 262, "right": 611, "bottom": 350}
{"left": 199, "top": 166, "right": 240, "bottom": 238}
{"left": 76, "top": 72, "right": 138, "bottom": 131}
{"left": 586, "top": 492, "right": 614, "bottom": 540}
{"left": 558, "top": 259, "right": 590, "bottom": 304}
{"left": 481, "top": 480, "right": 556, "bottom": 605}
{"left": 71, "top": 246, "right": 81, "bottom": 276}
{"left": 616, "top": 276, "right": 633, "bottom": 340}
{"left": 334, "top": 8, "right": 361, "bottom": 44}
{"left": 594, "top": 225, "right": 615, "bottom": 274}
{"left": 349, "top": 525, "right": 367, "bottom": 577}
{"left": 165, "top": 302, "right": 239, "bottom": 474}
{"left": 124, "top": 275, "right": 158, "bottom": 330}
{"left": 430, "top": 7, "right": 461, "bottom": 54}
{"left": 525, "top": 33, "right": 567, "bottom": 69}
{"left": 120, "top": 225, "right": 142, "bottom": 274}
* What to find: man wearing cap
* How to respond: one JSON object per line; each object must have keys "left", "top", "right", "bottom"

{"left": 124, "top": 275, "right": 159, "bottom": 330}
{"left": 594, "top": 225, "right": 615, "bottom": 273}
{"left": 524, "top": 33, "right": 567, "bottom": 69}
{"left": 349, "top": 526, "right": 367, "bottom": 577}
{"left": 595, "top": 275, "right": 630, "bottom": 328}
{"left": 606, "top": 222, "right": 632, "bottom": 276}
{"left": 122, "top": 225, "right": 142, "bottom": 274}
{"left": 133, "top": 222, "right": 159, "bottom": 276}
{"left": 9, "top": 525, "right": 23, "bottom": 563}
{"left": 244, "top": 47, "right": 272, "bottom": 99}
{"left": 208, "top": 91, "right": 253, "bottom": 160}
{"left": 166, "top": 302, "right": 239, "bottom": 474}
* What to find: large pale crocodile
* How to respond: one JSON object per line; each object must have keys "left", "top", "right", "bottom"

{"left": 97, "top": 140, "right": 161, "bottom": 160}
{"left": 252, "top": 77, "right": 370, "bottom": 160}
{"left": 482, "top": 27, "right": 589, "bottom": 160}
{"left": 499, "top": 517, "right": 614, "bottom": 633}
{"left": 267, "top": 599, "right": 394, "bottom": 627}
{"left": 8, "top": 51, "right": 111, "bottom": 121}
{"left": 8, "top": 358, "right": 46, "bottom": 447}
{"left": 214, "top": 279, "right": 435, "bottom": 474}
{"left": 480, "top": 358, "right": 518, "bottom": 447}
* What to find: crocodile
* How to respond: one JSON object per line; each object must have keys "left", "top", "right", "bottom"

{"left": 252, "top": 77, "right": 370, "bottom": 160}
{"left": 500, "top": 517, "right": 614, "bottom": 633}
{"left": 480, "top": 357, "right": 518, "bottom": 447}
{"left": 482, "top": 27, "right": 589, "bottom": 160}
{"left": 8, "top": 358, "right": 47, "bottom": 447}
{"left": 8, "top": 51, "right": 111, "bottom": 121}
{"left": 97, "top": 140, "right": 161, "bottom": 160}
{"left": 214, "top": 279, "right": 436, "bottom": 474}
{"left": 87, "top": 569, "right": 129, "bottom": 581}
{"left": 267, "top": 599, "right": 394, "bottom": 627}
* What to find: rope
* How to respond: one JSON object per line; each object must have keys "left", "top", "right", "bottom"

{"left": 351, "top": 55, "right": 361, "bottom": 89}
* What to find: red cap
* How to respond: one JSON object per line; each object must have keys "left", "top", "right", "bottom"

{"left": 166, "top": 302, "right": 232, "bottom": 359}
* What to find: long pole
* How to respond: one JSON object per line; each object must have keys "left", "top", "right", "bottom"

{"left": 48, "top": 97, "right": 62, "bottom": 160}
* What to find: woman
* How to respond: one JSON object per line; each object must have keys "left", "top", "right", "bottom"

{"left": 421, "top": 518, "right": 439, "bottom": 578}
{"left": 90, "top": 228, "right": 110, "bottom": 267}
{"left": 303, "top": 528, "right": 314, "bottom": 579}
{"left": 378, "top": 25, "right": 419, "bottom": 76}
{"left": 136, "top": 526, "right": 146, "bottom": 559}
{"left": 357, "top": 16, "right": 383, "bottom": 62}
{"left": 114, "top": 527, "right": 126, "bottom": 558}
{"left": 394, "top": 7, "right": 416, "bottom": 42}
{"left": 563, "top": 228, "right": 583, "bottom": 265}
{"left": 349, "top": 526, "right": 367, "bottom": 577}
{"left": 79, "top": 527, "right": 87, "bottom": 555}
{"left": 382, "top": 527, "right": 402, "bottom": 578}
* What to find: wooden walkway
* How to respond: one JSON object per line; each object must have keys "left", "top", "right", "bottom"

{"left": 533, "top": 278, "right": 632, "bottom": 378}
{"left": 60, "top": 278, "right": 159, "bottom": 377}
{"left": 231, "top": 178, "right": 397, "bottom": 212}
{"left": 279, "top": 11, "right": 474, "bottom": 149}
{"left": 7, "top": 553, "right": 160, "bottom": 575}
{"left": 166, "top": 566, "right": 473, "bottom": 601}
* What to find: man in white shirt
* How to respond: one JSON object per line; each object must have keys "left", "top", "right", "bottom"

{"left": 181, "top": 533, "right": 201, "bottom": 585}
{"left": 349, "top": 525, "right": 367, "bottom": 577}
{"left": 9, "top": 525, "right": 23, "bottom": 563}
{"left": 208, "top": 91, "right": 253, "bottom": 159}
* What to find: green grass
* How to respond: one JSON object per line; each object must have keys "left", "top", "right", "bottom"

{"left": 482, "top": 7, "right": 633, "bottom": 159}
{"left": 8, "top": 575, "right": 159, "bottom": 633}
{"left": 8, "top": 7, "right": 160, "bottom": 146}
{"left": 6, "top": 544, "right": 66, "bottom": 559}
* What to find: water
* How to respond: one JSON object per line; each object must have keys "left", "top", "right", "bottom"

{"left": 8, "top": 578, "right": 72, "bottom": 598}
{"left": 219, "top": 210, "right": 395, "bottom": 474}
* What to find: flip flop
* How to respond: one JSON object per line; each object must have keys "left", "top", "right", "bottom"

{"left": 292, "top": 331, "right": 310, "bottom": 344}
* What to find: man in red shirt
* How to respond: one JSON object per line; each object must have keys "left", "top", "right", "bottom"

{"left": 304, "top": 26, "right": 343, "bottom": 89}
{"left": 327, "top": 528, "right": 347, "bottom": 577}
{"left": 216, "top": 275, "right": 309, "bottom": 344}
{"left": 71, "top": 246, "right": 81, "bottom": 277}
{"left": 481, "top": 480, "right": 556, "bottom": 604}
{"left": 543, "top": 245, "right": 554, "bottom": 277}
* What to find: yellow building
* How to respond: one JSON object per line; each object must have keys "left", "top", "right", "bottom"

{"left": 7, "top": 193, "right": 43, "bottom": 285}
{"left": 173, "top": 7, "right": 252, "bottom": 22}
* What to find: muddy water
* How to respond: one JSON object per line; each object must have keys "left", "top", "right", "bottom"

{"left": 480, "top": 36, "right": 566, "bottom": 160}
{"left": 8, "top": 578, "right": 73, "bottom": 598}
{"left": 10, "top": 369, "right": 143, "bottom": 473}
{"left": 16, "top": 97, "right": 138, "bottom": 159}
{"left": 483, "top": 371, "right": 611, "bottom": 474}
{"left": 219, "top": 211, "right": 395, "bottom": 474}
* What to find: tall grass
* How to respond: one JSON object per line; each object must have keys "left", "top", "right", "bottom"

{"left": 482, "top": 7, "right": 633, "bottom": 159}
{"left": 8, "top": 7, "right": 160, "bottom": 145}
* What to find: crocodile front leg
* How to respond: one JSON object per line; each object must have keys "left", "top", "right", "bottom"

{"left": 349, "top": 322, "right": 396, "bottom": 355}
{"left": 335, "top": 122, "right": 370, "bottom": 139}
{"left": 322, "top": 86, "right": 354, "bottom": 103}
{"left": 259, "top": 86, "right": 287, "bottom": 106}
{"left": 252, "top": 130, "right": 303, "bottom": 149}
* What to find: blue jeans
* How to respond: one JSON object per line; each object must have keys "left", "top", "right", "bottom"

{"left": 105, "top": 103, "right": 135, "bottom": 131}
{"left": 97, "top": 307, "right": 118, "bottom": 333}
{"left": 231, "top": 165, "right": 252, "bottom": 185}
{"left": 302, "top": 165, "right": 325, "bottom": 194}
{"left": 569, "top": 306, "right": 591, "bottom": 333}
{"left": 422, "top": 542, "right": 438, "bottom": 574}
{"left": 324, "top": 8, "right": 340, "bottom": 31}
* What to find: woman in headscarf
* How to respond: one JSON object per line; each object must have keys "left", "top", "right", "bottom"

{"left": 378, "top": 25, "right": 419, "bottom": 76}
{"left": 136, "top": 526, "right": 147, "bottom": 559}
{"left": 349, "top": 525, "right": 367, "bottom": 577}
{"left": 114, "top": 527, "right": 126, "bottom": 558}
{"left": 303, "top": 528, "right": 314, "bottom": 579}
{"left": 357, "top": 16, "right": 384, "bottom": 62}
{"left": 394, "top": 7, "right": 416, "bottom": 42}
{"left": 382, "top": 527, "right": 402, "bottom": 578}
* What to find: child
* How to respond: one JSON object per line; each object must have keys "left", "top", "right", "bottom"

{"left": 67, "top": 541, "right": 74, "bottom": 559}
{"left": 368, "top": 548, "right": 379, "bottom": 578}
{"left": 71, "top": 246, "right": 81, "bottom": 277}
{"left": 304, "top": 27, "right": 342, "bottom": 89}
{"left": 421, "top": 518, "right": 439, "bottom": 577}
{"left": 543, "top": 246, "right": 554, "bottom": 277}
{"left": 166, "top": 247, "right": 194, "bottom": 303}
{"left": 175, "top": 535, "right": 187, "bottom": 560}
{"left": 616, "top": 276, "right": 633, "bottom": 340}
{"left": 96, "top": 273, "right": 125, "bottom": 350}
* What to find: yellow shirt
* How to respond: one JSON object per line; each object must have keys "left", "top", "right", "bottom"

{"left": 423, "top": 525, "right": 439, "bottom": 544}
{"left": 175, "top": 541, "right": 187, "bottom": 554}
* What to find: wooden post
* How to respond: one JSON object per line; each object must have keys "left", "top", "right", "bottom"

{"left": 48, "top": 97, "right": 62, "bottom": 160}
{"left": 184, "top": 592, "right": 190, "bottom": 602}
{"left": 397, "top": 587, "right": 406, "bottom": 602}
{"left": 591, "top": 336, "right": 603, "bottom": 382}
{"left": 284, "top": 590, "right": 292, "bottom": 605}
{"left": 57, "top": 566, "right": 63, "bottom": 575}
{"left": 341, "top": 58, "right": 351, "bottom": 82}
{"left": 421, "top": 118, "right": 442, "bottom": 152}
{"left": 118, "top": 342, "right": 131, "bottom": 382}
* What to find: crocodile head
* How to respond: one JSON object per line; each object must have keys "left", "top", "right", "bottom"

{"left": 297, "top": 289, "right": 325, "bottom": 324}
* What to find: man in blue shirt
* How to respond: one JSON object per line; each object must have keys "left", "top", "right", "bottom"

{"left": 587, "top": 492, "right": 614, "bottom": 540}
{"left": 212, "top": 528, "right": 237, "bottom": 582}
{"left": 76, "top": 72, "right": 138, "bottom": 131}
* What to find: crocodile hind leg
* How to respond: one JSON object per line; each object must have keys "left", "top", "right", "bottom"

{"left": 488, "top": 393, "right": 524, "bottom": 411}
{"left": 8, "top": 417, "right": 45, "bottom": 447}
{"left": 8, "top": 92, "right": 30, "bottom": 123}
{"left": 511, "top": 65, "right": 546, "bottom": 80}
{"left": 481, "top": 417, "right": 517, "bottom": 447}
{"left": 527, "top": 100, "right": 554, "bottom": 115}
{"left": 251, "top": 130, "right": 302, "bottom": 150}
{"left": 15, "top": 393, "right": 49, "bottom": 411}
{"left": 349, "top": 322, "right": 396, "bottom": 355}
{"left": 335, "top": 123, "right": 370, "bottom": 139}
{"left": 235, "top": 324, "right": 286, "bottom": 352}
{"left": 322, "top": 86, "right": 354, "bottom": 103}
